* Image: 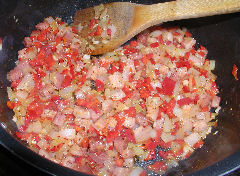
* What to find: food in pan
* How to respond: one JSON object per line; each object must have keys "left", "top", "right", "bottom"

{"left": 7, "top": 17, "right": 221, "bottom": 176}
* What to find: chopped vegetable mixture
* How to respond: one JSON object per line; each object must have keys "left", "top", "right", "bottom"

{"left": 7, "top": 17, "right": 221, "bottom": 176}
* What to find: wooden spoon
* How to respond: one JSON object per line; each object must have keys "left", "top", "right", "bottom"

{"left": 73, "top": 0, "right": 240, "bottom": 55}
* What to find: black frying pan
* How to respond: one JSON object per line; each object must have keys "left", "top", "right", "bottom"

{"left": 0, "top": 0, "right": 240, "bottom": 175}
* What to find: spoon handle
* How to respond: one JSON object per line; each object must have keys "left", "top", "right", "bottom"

{"left": 135, "top": 0, "right": 240, "bottom": 27}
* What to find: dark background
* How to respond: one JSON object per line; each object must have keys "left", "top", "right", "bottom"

{"left": 0, "top": 144, "right": 240, "bottom": 176}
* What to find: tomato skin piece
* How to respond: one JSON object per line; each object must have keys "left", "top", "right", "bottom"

{"left": 232, "top": 64, "right": 238, "bottom": 80}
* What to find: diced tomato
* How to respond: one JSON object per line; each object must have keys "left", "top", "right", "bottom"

{"left": 139, "top": 88, "right": 150, "bottom": 99}
{"left": 7, "top": 101, "right": 16, "bottom": 109}
{"left": 157, "top": 35, "right": 164, "bottom": 44}
{"left": 94, "top": 25, "right": 103, "bottom": 36}
{"left": 45, "top": 55, "right": 55, "bottom": 69}
{"left": 171, "top": 122, "right": 180, "bottom": 135}
{"left": 55, "top": 36, "right": 62, "bottom": 45}
{"left": 122, "top": 86, "right": 133, "bottom": 98}
{"left": 16, "top": 132, "right": 30, "bottom": 140}
{"left": 78, "top": 75, "right": 87, "bottom": 86}
{"left": 75, "top": 156, "right": 84, "bottom": 165}
{"left": 124, "top": 47, "right": 138, "bottom": 55}
{"left": 61, "top": 75, "right": 72, "bottom": 88}
{"left": 206, "top": 82, "right": 218, "bottom": 97}
{"left": 145, "top": 139, "right": 158, "bottom": 151}
{"left": 150, "top": 42, "right": 159, "bottom": 48}
{"left": 160, "top": 99, "right": 176, "bottom": 118}
{"left": 118, "top": 61, "right": 125, "bottom": 73}
{"left": 66, "top": 114, "right": 75, "bottom": 121}
{"left": 95, "top": 79, "right": 104, "bottom": 91}
{"left": 115, "top": 158, "right": 124, "bottom": 167}
{"left": 89, "top": 19, "right": 96, "bottom": 30}
{"left": 134, "top": 60, "right": 140, "bottom": 67}
{"left": 155, "top": 69, "right": 160, "bottom": 76}
{"left": 201, "top": 106, "right": 209, "bottom": 112}
{"left": 130, "top": 41, "right": 138, "bottom": 47}
{"left": 37, "top": 30, "right": 47, "bottom": 42}
{"left": 124, "top": 107, "right": 136, "bottom": 117}
{"left": 140, "top": 171, "right": 147, "bottom": 176}
{"left": 232, "top": 64, "right": 238, "bottom": 80}
{"left": 193, "top": 140, "right": 204, "bottom": 149}
{"left": 107, "top": 65, "right": 118, "bottom": 74}
{"left": 156, "top": 77, "right": 176, "bottom": 96}
{"left": 44, "top": 135, "right": 51, "bottom": 141}
{"left": 147, "top": 161, "right": 167, "bottom": 172}
{"left": 106, "top": 116, "right": 124, "bottom": 143}
{"left": 144, "top": 150, "right": 155, "bottom": 161}
{"left": 183, "top": 86, "right": 190, "bottom": 93}
{"left": 72, "top": 27, "right": 78, "bottom": 34}
{"left": 121, "top": 128, "right": 136, "bottom": 143}
{"left": 198, "top": 68, "right": 208, "bottom": 78}
{"left": 50, "top": 143, "right": 64, "bottom": 152}
{"left": 107, "top": 28, "right": 112, "bottom": 36}
{"left": 141, "top": 53, "right": 153, "bottom": 64}
{"left": 129, "top": 73, "right": 135, "bottom": 82}
{"left": 198, "top": 50, "right": 205, "bottom": 57}
{"left": 27, "top": 99, "right": 43, "bottom": 120}
{"left": 139, "top": 101, "right": 145, "bottom": 109}
{"left": 81, "top": 137, "right": 89, "bottom": 148}
{"left": 184, "top": 151, "right": 192, "bottom": 159}
{"left": 33, "top": 41, "right": 42, "bottom": 48}
{"left": 176, "top": 61, "right": 191, "bottom": 69}
{"left": 144, "top": 77, "right": 153, "bottom": 91}
{"left": 158, "top": 150, "right": 168, "bottom": 159}
{"left": 177, "top": 97, "right": 194, "bottom": 107}
{"left": 185, "top": 31, "right": 192, "bottom": 37}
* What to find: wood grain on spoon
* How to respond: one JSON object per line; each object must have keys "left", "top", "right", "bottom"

{"left": 73, "top": 0, "right": 240, "bottom": 55}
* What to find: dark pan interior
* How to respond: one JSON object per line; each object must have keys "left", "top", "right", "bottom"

{"left": 0, "top": 0, "right": 240, "bottom": 175}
